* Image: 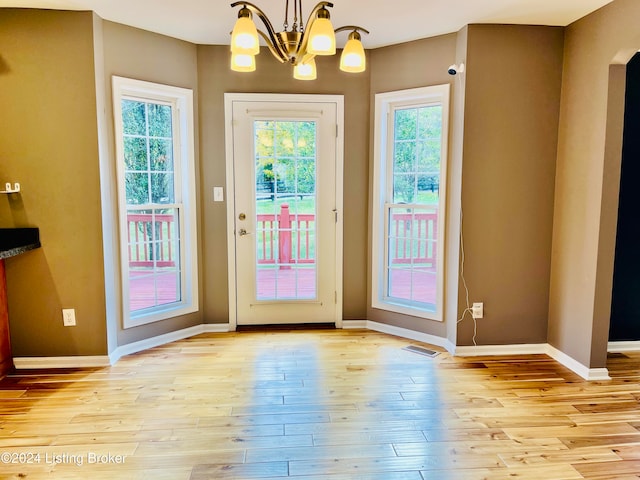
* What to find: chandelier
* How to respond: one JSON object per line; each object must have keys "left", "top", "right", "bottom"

{"left": 230, "top": 1, "right": 369, "bottom": 80}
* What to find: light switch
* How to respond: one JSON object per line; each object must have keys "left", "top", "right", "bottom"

{"left": 213, "top": 186, "right": 224, "bottom": 202}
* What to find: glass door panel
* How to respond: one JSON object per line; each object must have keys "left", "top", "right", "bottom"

{"left": 254, "top": 120, "right": 317, "bottom": 300}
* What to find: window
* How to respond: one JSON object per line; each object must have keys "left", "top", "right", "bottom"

{"left": 372, "top": 85, "right": 449, "bottom": 321}
{"left": 112, "top": 77, "right": 198, "bottom": 328}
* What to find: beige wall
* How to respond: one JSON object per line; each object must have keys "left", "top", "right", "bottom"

{"left": 0, "top": 9, "right": 107, "bottom": 356}
{"left": 366, "top": 26, "right": 563, "bottom": 346}
{"left": 99, "top": 20, "right": 203, "bottom": 347}
{"left": 197, "top": 46, "right": 370, "bottom": 323}
{"left": 549, "top": 0, "right": 640, "bottom": 368}
{"left": 4, "top": 2, "right": 637, "bottom": 365}
{"left": 367, "top": 34, "right": 457, "bottom": 337}
{"left": 458, "top": 25, "right": 564, "bottom": 345}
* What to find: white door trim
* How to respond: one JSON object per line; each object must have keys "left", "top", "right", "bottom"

{"left": 224, "top": 93, "right": 344, "bottom": 330}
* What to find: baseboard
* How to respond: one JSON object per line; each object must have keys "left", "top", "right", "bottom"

{"left": 202, "top": 323, "right": 233, "bottom": 333}
{"left": 454, "top": 343, "right": 548, "bottom": 356}
{"left": 14, "top": 324, "right": 232, "bottom": 369}
{"left": 366, "top": 320, "right": 455, "bottom": 354}
{"left": 452, "top": 343, "right": 610, "bottom": 381}
{"left": 12, "top": 321, "right": 612, "bottom": 381}
{"left": 545, "top": 345, "right": 611, "bottom": 381}
{"left": 109, "top": 323, "right": 230, "bottom": 364}
{"left": 608, "top": 341, "right": 640, "bottom": 352}
{"left": 13, "top": 356, "right": 112, "bottom": 369}
{"left": 342, "top": 320, "right": 367, "bottom": 329}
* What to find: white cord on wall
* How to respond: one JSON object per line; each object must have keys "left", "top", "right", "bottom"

{"left": 456, "top": 208, "right": 478, "bottom": 346}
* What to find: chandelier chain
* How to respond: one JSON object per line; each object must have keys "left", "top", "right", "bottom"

{"left": 298, "top": 0, "right": 304, "bottom": 31}
{"left": 283, "top": 0, "right": 289, "bottom": 30}
{"left": 292, "top": 0, "right": 299, "bottom": 31}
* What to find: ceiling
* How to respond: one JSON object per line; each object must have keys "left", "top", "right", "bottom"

{"left": 0, "top": 0, "right": 614, "bottom": 48}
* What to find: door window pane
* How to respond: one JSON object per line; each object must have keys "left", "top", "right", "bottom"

{"left": 254, "top": 120, "right": 317, "bottom": 300}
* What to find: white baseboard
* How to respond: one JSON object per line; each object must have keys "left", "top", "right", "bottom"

{"left": 342, "top": 320, "right": 367, "bottom": 329}
{"left": 451, "top": 343, "right": 611, "bottom": 381}
{"left": 14, "top": 324, "right": 231, "bottom": 369}
{"left": 109, "top": 323, "right": 230, "bottom": 364}
{"left": 454, "top": 343, "right": 548, "bottom": 356}
{"left": 608, "top": 341, "right": 640, "bottom": 352}
{"left": 203, "top": 323, "right": 232, "bottom": 333}
{"left": 546, "top": 344, "right": 611, "bottom": 381}
{"left": 13, "top": 356, "right": 112, "bottom": 369}
{"left": 12, "top": 321, "right": 612, "bottom": 381}
{"left": 365, "top": 320, "right": 455, "bottom": 354}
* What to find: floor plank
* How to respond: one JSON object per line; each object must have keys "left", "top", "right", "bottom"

{"left": 1, "top": 329, "right": 640, "bottom": 478}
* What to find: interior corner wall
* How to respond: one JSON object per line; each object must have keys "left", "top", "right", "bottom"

{"left": 0, "top": 9, "right": 108, "bottom": 356}
{"left": 446, "top": 26, "right": 469, "bottom": 349}
{"left": 100, "top": 21, "right": 203, "bottom": 347}
{"left": 457, "top": 24, "right": 564, "bottom": 346}
{"left": 196, "top": 46, "right": 370, "bottom": 324}
{"left": 549, "top": 0, "right": 640, "bottom": 368}
{"left": 367, "top": 34, "right": 457, "bottom": 337}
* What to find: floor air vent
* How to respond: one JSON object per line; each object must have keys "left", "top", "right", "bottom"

{"left": 403, "top": 345, "right": 439, "bottom": 357}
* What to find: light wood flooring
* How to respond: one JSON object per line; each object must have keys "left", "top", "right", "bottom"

{"left": 1, "top": 329, "right": 639, "bottom": 479}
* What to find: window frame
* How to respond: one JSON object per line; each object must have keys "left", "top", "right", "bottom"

{"left": 112, "top": 76, "right": 198, "bottom": 328}
{"left": 372, "top": 85, "right": 450, "bottom": 321}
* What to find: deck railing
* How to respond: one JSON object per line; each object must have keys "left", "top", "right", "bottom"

{"left": 257, "top": 204, "right": 314, "bottom": 269}
{"left": 127, "top": 213, "right": 176, "bottom": 268}
{"left": 126, "top": 206, "right": 438, "bottom": 269}
{"left": 389, "top": 211, "right": 438, "bottom": 268}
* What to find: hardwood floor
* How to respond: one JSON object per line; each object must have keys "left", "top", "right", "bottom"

{"left": 0, "top": 329, "right": 639, "bottom": 479}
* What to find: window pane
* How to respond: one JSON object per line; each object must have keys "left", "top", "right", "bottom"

{"left": 385, "top": 206, "right": 438, "bottom": 309}
{"left": 254, "top": 120, "right": 318, "bottom": 301}
{"left": 150, "top": 138, "right": 174, "bottom": 172}
{"left": 417, "top": 105, "right": 442, "bottom": 139}
{"left": 125, "top": 173, "right": 149, "bottom": 205}
{"left": 394, "top": 141, "right": 416, "bottom": 173}
{"left": 393, "top": 174, "right": 416, "bottom": 204}
{"left": 122, "top": 100, "right": 146, "bottom": 135}
{"left": 127, "top": 208, "right": 181, "bottom": 313}
{"left": 151, "top": 173, "right": 175, "bottom": 203}
{"left": 148, "top": 104, "right": 173, "bottom": 138}
{"left": 394, "top": 108, "right": 417, "bottom": 141}
{"left": 124, "top": 137, "right": 148, "bottom": 170}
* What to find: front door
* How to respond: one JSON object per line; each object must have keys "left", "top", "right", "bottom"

{"left": 225, "top": 94, "right": 343, "bottom": 326}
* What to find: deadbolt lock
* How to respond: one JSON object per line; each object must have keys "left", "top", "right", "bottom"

{"left": 238, "top": 213, "right": 246, "bottom": 220}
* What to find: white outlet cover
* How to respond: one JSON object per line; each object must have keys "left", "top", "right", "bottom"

{"left": 62, "top": 308, "right": 76, "bottom": 326}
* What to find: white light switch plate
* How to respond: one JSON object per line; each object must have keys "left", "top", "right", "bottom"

{"left": 213, "top": 186, "right": 224, "bottom": 202}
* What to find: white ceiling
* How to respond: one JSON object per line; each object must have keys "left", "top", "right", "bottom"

{"left": 0, "top": 0, "right": 614, "bottom": 48}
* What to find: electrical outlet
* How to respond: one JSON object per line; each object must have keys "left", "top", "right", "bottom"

{"left": 472, "top": 302, "right": 483, "bottom": 319}
{"left": 62, "top": 308, "right": 76, "bottom": 326}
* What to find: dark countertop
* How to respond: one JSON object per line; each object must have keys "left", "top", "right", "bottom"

{"left": 0, "top": 228, "right": 41, "bottom": 260}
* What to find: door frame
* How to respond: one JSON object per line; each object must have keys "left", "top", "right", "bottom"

{"left": 224, "top": 93, "right": 344, "bottom": 330}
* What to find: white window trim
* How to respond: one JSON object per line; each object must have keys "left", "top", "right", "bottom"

{"left": 372, "top": 85, "right": 450, "bottom": 321}
{"left": 112, "top": 76, "right": 198, "bottom": 328}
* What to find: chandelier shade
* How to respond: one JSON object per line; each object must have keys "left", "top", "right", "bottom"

{"left": 339, "top": 30, "right": 366, "bottom": 73}
{"left": 229, "top": 1, "right": 368, "bottom": 80}
{"left": 293, "top": 57, "right": 317, "bottom": 80}
{"left": 231, "top": 52, "right": 257, "bottom": 72}
{"left": 230, "top": 8, "right": 260, "bottom": 55}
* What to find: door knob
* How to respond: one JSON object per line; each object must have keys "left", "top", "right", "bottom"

{"left": 238, "top": 228, "right": 251, "bottom": 236}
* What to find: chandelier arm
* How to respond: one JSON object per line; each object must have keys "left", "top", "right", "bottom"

{"left": 297, "top": 1, "right": 334, "bottom": 57}
{"left": 334, "top": 25, "right": 370, "bottom": 35}
{"left": 230, "top": 1, "right": 289, "bottom": 60}
{"left": 256, "top": 29, "right": 288, "bottom": 63}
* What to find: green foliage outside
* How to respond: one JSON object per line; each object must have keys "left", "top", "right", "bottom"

{"left": 393, "top": 105, "right": 442, "bottom": 205}
{"left": 122, "top": 99, "right": 176, "bottom": 263}
{"left": 255, "top": 120, "right": 316, "bottom": 203}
